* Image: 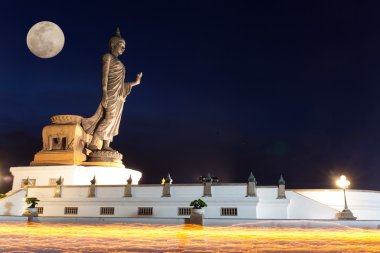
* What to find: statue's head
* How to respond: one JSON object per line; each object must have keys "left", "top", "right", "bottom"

{"left": 109, "top": 27, "right": 126, "bottom": 55}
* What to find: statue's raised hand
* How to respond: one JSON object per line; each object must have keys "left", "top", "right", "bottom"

{"left": 135, "top": 72, "right": 143, "bottom": 85}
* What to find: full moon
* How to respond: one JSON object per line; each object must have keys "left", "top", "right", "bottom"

{"left": 26, "top": 21, "right": 65, "bottom": 58}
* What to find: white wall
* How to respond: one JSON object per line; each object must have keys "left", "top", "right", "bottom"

{"left": 0, "top": 190, "right": 26, "bottom": 216}
{"left": 10, "top": 166, "right": 142, "bottom": 190}
{"left": 3, "top": 184, "right": 380, "bottom": 220}
{"left": 26, "top": 184, "right": 261, "bottom": 218}
{"left": 287, "top": 191, "right": 338, "bottom": 219}
{"left": 255, "top": 187, "right": 288, "bottom": 219}
{"left": 25, "top": 185, "right": 291, "bottom": 219}
{"left": 295, "top": 189, "right": 380, "bottom": 220}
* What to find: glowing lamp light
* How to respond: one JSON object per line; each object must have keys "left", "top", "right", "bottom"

{"left": 336, "top": 175, "right": 350, "bottom": 189}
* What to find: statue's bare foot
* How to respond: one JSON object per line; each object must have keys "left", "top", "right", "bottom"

{"left": 87, "top": 144, "right": 100, "bottom": 151}
{"left": 102, "top": 146, "right": 114, "bottom": 151}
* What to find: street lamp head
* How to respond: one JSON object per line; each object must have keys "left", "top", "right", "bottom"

{"left": 336, "top": 175, "right": 350, "bottom": 189}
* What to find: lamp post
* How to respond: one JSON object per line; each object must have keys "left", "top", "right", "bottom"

{"left": 336, "top": 175, "right": 350, "bottom": 210}
{"left": 336, "top": 175, "right": 356, "bottom": 220}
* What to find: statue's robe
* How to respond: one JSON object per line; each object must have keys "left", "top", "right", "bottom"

{"left": 82, "top": 53, "right": 132, "bottom": 141}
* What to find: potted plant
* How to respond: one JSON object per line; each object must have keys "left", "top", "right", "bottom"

{"left": 26, "top": 197, "right": 40, "bottom": 208}
{"left": 24, "top": 197, "right": 40, "bottom": 218}
{"left": 190, "top": 198, "right": 207, "bottom": 215}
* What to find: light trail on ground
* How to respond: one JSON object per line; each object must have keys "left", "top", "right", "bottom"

{"left": 0, "top": 222, "right": 379, "bottom": 252}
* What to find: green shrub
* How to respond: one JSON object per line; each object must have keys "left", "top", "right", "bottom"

{"left": 25, "top": 197, "right": 40, "bottom": 208}
{"left": 190, "top": 198, "right": 207, "bottom": 209}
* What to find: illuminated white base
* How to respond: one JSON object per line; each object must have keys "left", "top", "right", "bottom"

{"left": 3, "top": 166, "right": 380, "bottom": 222}
{"left": 10, "top": 165, "right": 142, "bottom": 189}
{"left": 2, "top": 179, "right": 380, "bottom": 221}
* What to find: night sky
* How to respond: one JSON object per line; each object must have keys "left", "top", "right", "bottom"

{"left": 1, "top": 1, "right": 380, "bottom": 192}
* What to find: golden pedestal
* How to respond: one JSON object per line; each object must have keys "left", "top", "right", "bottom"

{"left": 31, "top": 119, "right": 89, "bottom": 166}
{"left": 31, "top": 115, "right": 124, "bottom": 167}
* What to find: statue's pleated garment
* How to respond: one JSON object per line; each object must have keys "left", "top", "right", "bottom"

{"left": 82, "top": 53, "right": 132, "bottom": 141}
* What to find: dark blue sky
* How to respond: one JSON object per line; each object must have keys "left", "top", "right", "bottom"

{"left": 1, "top": 1, "right": 380, "bottom": 191}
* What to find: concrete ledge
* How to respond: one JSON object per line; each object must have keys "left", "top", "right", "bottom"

{"left": 0, "top": 215, "right": 28, "bottom": 222}
{"left": 204, "top": 218, "right": 380, "bottom": 228}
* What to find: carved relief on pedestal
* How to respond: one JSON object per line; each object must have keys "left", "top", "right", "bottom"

{"left": 31, "top": 115, "right": 89, "bottom": 166}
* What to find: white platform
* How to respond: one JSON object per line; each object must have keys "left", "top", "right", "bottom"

{"left": 6, "top": 185, "right": 380, "bottom": 220}
{"left": 10, "top": 165, "right": 142, "bottom": 189}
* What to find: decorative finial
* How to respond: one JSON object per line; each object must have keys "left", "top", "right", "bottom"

{"left": 23, "top": 177, "right": 30, "bottom": 186}
{"left": 127, "top": 175, "right": 132, "bottom": 185}
{"left": 90, "top": 175, "right": 96, "bottom": 185}
{"left": 205, "top": 173, "right": 212, "bottom": 183}
{"left": 248, "top": 172, "right": 257, "bottom": 183}
{"left": 115, "top": 27, "right": 121, "bottom": 38}
{"left": 165, "top": 173, "right": 173, "bottom": 184}
{"left": 278, "top": 174, "right": 285, "bottom": 185}
{"left": 56, "top": 176, "right": 63, "bottom": 185}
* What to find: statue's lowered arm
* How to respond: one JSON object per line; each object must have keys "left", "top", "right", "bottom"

{"left": 101, "top": 54, "right": 111, "bottom": 108}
